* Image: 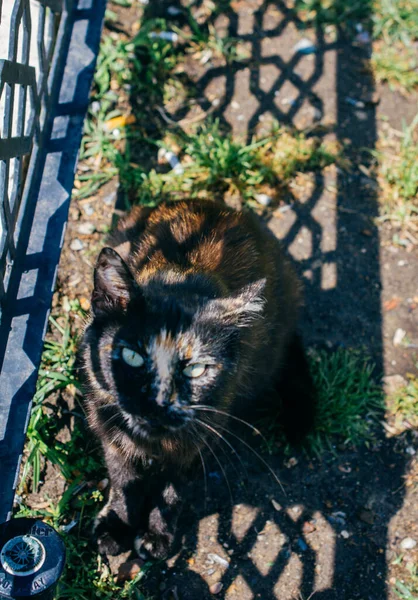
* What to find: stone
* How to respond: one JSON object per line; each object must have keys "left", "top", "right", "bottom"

{"left": 77, "top": 222, "right": 95, "bottom": 235}
{"left": 209, "top": 582, "right": 223, "bottom": 594}
{"left": 70, "top": 238, "right": 84, "bottom": 251}
{"left": 400, "top": 537, "right": 417, "bottom": 550}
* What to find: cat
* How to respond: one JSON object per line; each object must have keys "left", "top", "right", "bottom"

{"left": 79, "top": 199, "right": 315, "bottom": 559}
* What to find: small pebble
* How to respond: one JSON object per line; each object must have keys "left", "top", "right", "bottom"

{"left": 103, "top": 190, "right": 117, "bottom": 206}
{"left": 83, "top": 203, "right": 94, "bottom": 216}
{"left": 77, "top": 222, "right": 95, "bottom": 235}
{"left": 70, "top": 238, "right": 84, "bottom": 251}
{"left": 255, "top": 193, "right": 272, "bottom": 206}
{"left": 393, "top": 328, "right": 406, "bottom": 347}
{"left": 271, "top": 499, "right": 282, "bottom": 511}
{"left": 209, "top": 582, "right": 223, "bottom": 595}
{"left": 207, "top": 553, "right": 229, "bottom": 568}
{"left": 406, "top": 446, "right": 416, "bottom": 456}
{"left": 341, "top": 530, "right": 350, "bottom": 539}
{"left": 206, "top": 568, "right": 216, "bottom": 576}
{"left": 400, "top": 537, "right": 417, "bottom": 550}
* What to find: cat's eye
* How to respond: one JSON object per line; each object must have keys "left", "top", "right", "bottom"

{"left": 122, "top": 348, "right": 144, "bottom": 368}
{"left": 183, "top": 363, "right": 206, "bottom": 378}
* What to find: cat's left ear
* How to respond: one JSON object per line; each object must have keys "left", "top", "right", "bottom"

{"left": 201, "top": 279, "right": 266, "bottom": 327}
{"left": 92, "top": 247, "right": 138, "bottom": 316}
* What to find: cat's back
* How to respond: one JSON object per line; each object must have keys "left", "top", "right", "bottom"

{"left": 108, "top": 201, "right": 298, "bottom": 303}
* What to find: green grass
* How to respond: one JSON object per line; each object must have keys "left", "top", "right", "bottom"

{"left": 383, "top": 113, "right": 418, "bottom": 201}
{"left": 306, "top": 349, "right": 383, "bottom": 454}
{"left": 20, "top": 316, "right": 80, "bottom": 492}
{"left": 263, "top": 349, "right": 383, "bottom": 456}
{"left": 375, "top": 113, "right": 418, "bottom": 228}
{"left": 393, "top": 559, "right": 418, "bottom": 600}
{"left": 118, "top": 119, "right": 342, "bottom": 204}
{"left": 294, "top": 0, "right": 418, "bottom": 93}
{"left": 386, "top": 375, "right": 418, "bottom": 432}
{"left": 18, "top": 312, "right": 153, "bottom": 599}
{"left": 372, "top": 44, "right": 418, "bottom": 94}
{"left": 395, "top": 579, "right": 418, "bottom": 600}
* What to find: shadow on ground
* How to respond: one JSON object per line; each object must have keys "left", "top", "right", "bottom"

{"left": 122, "top": 2, "right": 410, "bottom": 598}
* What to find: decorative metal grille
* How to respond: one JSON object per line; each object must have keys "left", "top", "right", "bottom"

{"left": 0, "top": 0, "right": 106, "bottom": 522}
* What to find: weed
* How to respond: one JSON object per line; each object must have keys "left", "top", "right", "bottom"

{"left": 372, "top": 44, "right": 418, "bottom": 93}
{"left": 17, "top": 313, "right": 152, "bottom": 599}
{"left": 384, "top": 113, "right": 418, "bottom": 200}
{"left": 19, "top": 316, "right": 80, "bottom": 492}
{"left": 294, "top": 0, "right": 418, "bottom": 93}
{"left": 262, "top": 349, "right": 383, "bottom": 455}
{"left": 393, "top": 563, "right": 418, "bottom": 600}
{"left": 386, "top": 375, "right": 418, "bottom": 433}
{"left": 375, "top": 113, "right": 418, "bottom": 229}
{"left": 306, "top": 349, "right": 383, "bottom": 454}
{"left": 121, "top": 120, "right": 342, "bottom": 204}
{"left": 294, "top": 0, "right": 372, "bottom": 30}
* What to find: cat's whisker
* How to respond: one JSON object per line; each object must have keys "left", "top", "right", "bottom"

{"left": 191, "top": 437, "right": 208, "bottom": 510}
{"left": 102, "top": 411, "right": 121, "bottom": 430}
{"left": 191, "top": 405, "right": 268, "bottom": 445}
{"left": 195, "top": 418, "right": 249, "bottom": 484}
{"left": 203, "top": 419, "right": 285, "bottom": 495}
{"left": 194, "top": 430, "right": 234, "bottom": 506}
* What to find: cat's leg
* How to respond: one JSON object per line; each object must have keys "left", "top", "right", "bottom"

{"left": 94, "top": 449, "right": 145, "bottom": 555}
{"left": 277, "top": 333, "right": 316, "bottom": 443}
{"left": 136, "top": 479, "right": 183, "bottom": 560}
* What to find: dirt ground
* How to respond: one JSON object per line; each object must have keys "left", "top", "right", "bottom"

{"left": 49, "top": 1, "right": 418, "bottom": 599}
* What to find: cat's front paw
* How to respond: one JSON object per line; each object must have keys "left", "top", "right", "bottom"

{"left": 94, "top": 511, "right": 133, "bottom": 556}
{"left": 135, "top": 531, "right": 174, "bottom": 560}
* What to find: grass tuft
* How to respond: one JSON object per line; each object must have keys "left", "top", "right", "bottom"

{"left": 120, "top": 120, "right": 342, "bottom": 204}
{"left": 306, "top": 349, "right": 383, "bottom": 454}
{"left": 386, "top": 375, "right": 418, "bottom": 433}
{"left": 372, "top": 44, "right": 418, "bottom": 94}
{"left": 294, "top": 0, "right": 418, "bottom": 93}
{"left": 375, "top": 113, "right": 418, "bottom": 229}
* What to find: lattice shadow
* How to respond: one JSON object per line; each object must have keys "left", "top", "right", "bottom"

{"left": 137, "top": 2, "right": 408, "bottom": 599}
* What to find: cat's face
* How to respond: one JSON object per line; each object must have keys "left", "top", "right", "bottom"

{"left": 84, "top": 248, "right": 265, "bottom": 442}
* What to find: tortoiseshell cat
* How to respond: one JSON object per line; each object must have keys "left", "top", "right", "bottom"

{"left": 79, "top": 200, "right": 315, "bottom": 559}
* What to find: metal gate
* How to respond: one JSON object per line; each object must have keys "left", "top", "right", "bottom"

{"left": 0, "top": 0, "right": 106, "bottom": 523}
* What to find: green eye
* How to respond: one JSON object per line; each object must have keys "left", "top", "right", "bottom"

{"left": 183, "top": 363, "right": 206, "bottom": 378}
{"left": 122, "top": 348, "right": 144, "bottom": 368}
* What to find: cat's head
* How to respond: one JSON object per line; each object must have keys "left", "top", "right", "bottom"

{"left": 83, "top": 247, "right": 265, "bottom": 442}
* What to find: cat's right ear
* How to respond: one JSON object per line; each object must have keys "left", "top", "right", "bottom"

{"left": 92, "top": 248, "right": 138, "bottom": 316}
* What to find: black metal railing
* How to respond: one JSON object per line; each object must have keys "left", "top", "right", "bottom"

{"left": 0, "top": 0, "right": 106, "bottom": 523}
